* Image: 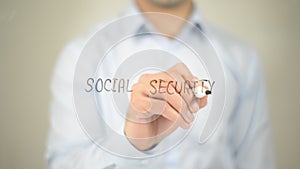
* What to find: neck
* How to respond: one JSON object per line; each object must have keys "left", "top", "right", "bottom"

{"left": 135, "top": 0, "right": 193, "bottom": 38}
{"left": 135, "top": 0, "right": 193, "bottom": 20}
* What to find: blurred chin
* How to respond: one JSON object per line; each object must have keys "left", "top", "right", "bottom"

{"left": 148, "top": 0, "right": 188, "bottom": 8}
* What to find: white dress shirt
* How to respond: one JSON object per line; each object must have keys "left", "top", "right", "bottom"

{"left": 46, "top": 2, "right": 275, "bottom": 169}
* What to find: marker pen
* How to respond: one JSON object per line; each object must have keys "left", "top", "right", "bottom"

{"left": 193, "top": 86, "right": 211, "bottom": 98}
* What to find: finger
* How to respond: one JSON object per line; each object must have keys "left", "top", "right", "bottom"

{"left": 131, "top": 82, "right": 186, "bottom": 122}
{"left": 136, "top": 72, "right": 195, "bottom": 123}
{"left": 190, "top": 96, "right": 208, "bottom": 113}
{"left": 198, "top": 97, "right": 208, "bottom": 109}
{"left": 169, "top": 63, "right": 206, "bottom": 112}
{"left": 168, "top": 73, "right": 198, "bottom": 113}
{"left": 147, "top": 85, "right": 194, "bottom": 123}
{"left": 130, "top": 83, "right": 151, "bottom": 112}
{"left": 138, "top": 73, "right": 195, "bottom": 123}
{"left": 192, "top": 81, "right": 209, "bottom": 109}
{"left": 148, "top": 98, "right": 190, "bottom": 129}
{"left": 163, "top": 86, "right": 195, "bottom": 123}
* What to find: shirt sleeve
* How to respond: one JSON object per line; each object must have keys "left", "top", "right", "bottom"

{"left": 229, "top": 50, "right": 276, "bottom": 169}
{"left": 45, "top": 39, "right": 139, "bottom": 169}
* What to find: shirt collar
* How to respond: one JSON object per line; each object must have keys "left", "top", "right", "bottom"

{"left": 122, "top": 1, "right": 205, "bottom": 35}
{"left": 188, "top": 4, "right": 205, "bottom": 32}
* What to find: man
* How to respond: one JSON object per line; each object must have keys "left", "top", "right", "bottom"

{"left": 46, "top": 0, "right": 275, "bottom": 168}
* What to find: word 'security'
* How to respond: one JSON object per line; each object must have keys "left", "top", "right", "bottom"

{"left": 149, "top": 79, "right": 215, "bottom": 96}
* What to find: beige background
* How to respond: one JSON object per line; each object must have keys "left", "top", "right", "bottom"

{"left": 0, "top": 0, "right": 299, "bottom": 168}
